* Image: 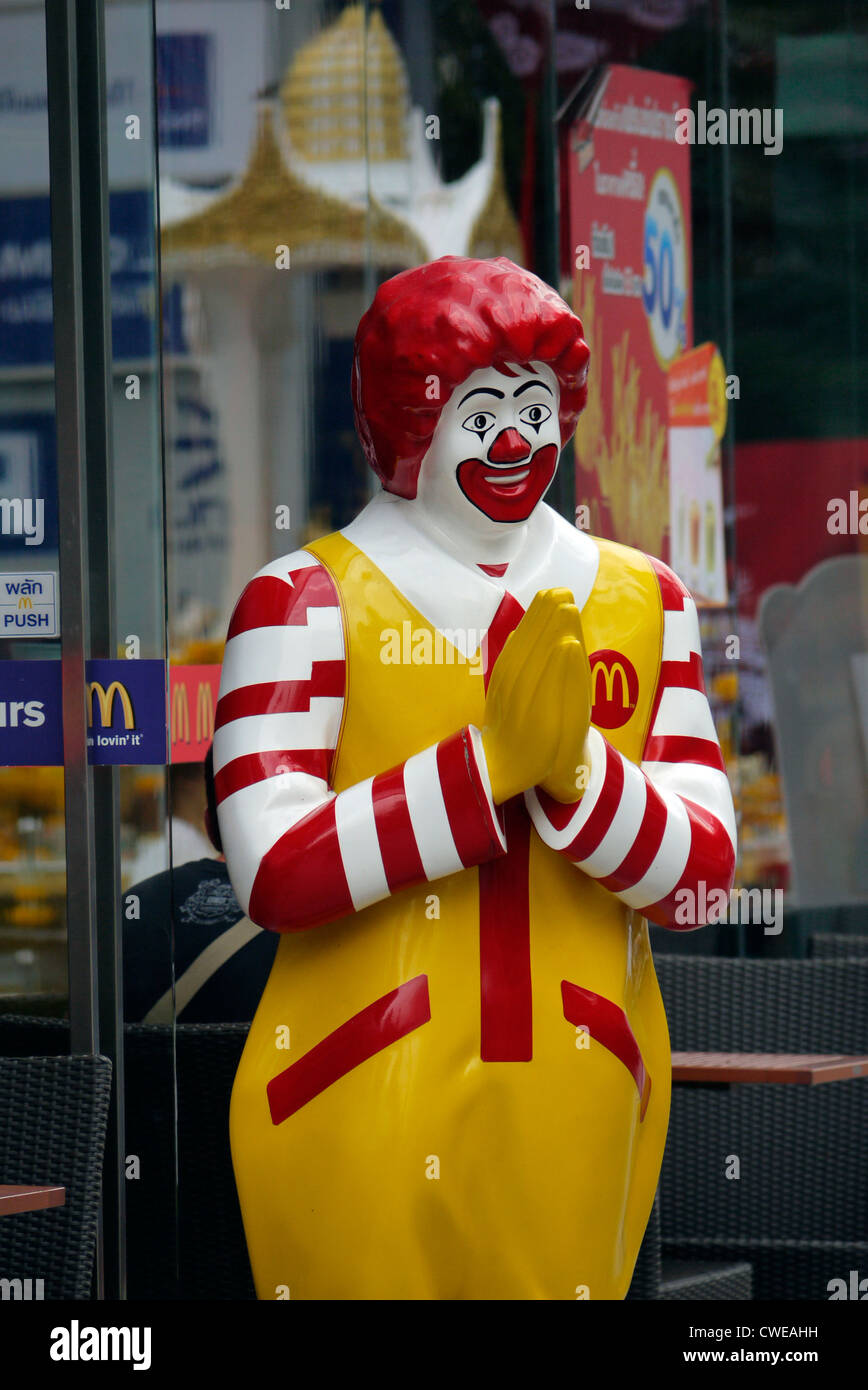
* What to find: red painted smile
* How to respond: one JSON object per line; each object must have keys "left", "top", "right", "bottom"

{"left": 457, "top": 443, "right": 558, "bottom": 523}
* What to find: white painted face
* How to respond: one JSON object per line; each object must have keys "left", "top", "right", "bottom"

{"left": 416, "top": 361, "right": 562, "bottom": 540}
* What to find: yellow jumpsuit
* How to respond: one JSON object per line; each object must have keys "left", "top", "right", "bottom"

{"left": 230, "top": 532, "right": 670, "bottom": 1300}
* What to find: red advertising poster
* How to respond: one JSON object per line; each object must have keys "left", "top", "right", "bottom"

{"left": 567, "top": 65, "right": 693, "bottom": 562}
{"left": 169, "top": 664, "right": 220, "bottom": 763}
{"left": 667, "top": 341, "right": 728, "bottom": 604}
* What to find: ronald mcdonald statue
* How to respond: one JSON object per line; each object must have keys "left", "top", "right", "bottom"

{"left": 215, "top": 256, "right": 736, "bottom": 1300}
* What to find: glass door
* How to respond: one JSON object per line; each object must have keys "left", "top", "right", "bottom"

{"left": 0, "top": 0, "right": 169, "bottom": 1300}
{"left": 0, "top": 2, "right": 66, "bottom": 1015}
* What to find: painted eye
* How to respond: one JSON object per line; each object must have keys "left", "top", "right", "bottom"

{"left": 519, "top": 402, "right": 552, "bottom": 430}
{"left": 462, "top": 411, "right": 496, "bottom": 438}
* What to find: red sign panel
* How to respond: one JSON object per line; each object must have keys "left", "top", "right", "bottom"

{"left": 567, "top": 65, "right": 693, "bottom": 562}
{"left": 169, "top": 664, "right": 221, "bottom": 763}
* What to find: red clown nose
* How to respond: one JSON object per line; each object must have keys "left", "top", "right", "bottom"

{"left": 487, "top": 428, "right": 532, "bottom": 464}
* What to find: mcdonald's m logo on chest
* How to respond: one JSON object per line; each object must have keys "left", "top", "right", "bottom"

{"left": 588, "top": 650, "right": 639, "bottom": 730}
{"left": 87, "top": 679, "right": 135, "bottom": 729}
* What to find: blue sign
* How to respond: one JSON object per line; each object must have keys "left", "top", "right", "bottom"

{"left": 0, "top": 659, "right": 168, "bottom": 766}
{"left": 156, "top": 34, "right": 214, "bottom": 149}
{"left": 0, "top": 659, "right": 63, "bottom": 766}
{"left": 86, "top": 659, "right": 167, "bottom": 766}
{"left": 106, "top": 189, "right": 159, "bottom": 362}
{"left": 0, "top": 190, "right": 182, "bottom": 368}
{"left": 0, "top": 195, "right": 53, "bottom": 369}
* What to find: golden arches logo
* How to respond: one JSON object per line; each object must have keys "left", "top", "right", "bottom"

{"left": 88, "top": 681, "right": 135, "bottom": 730}
{"left": 588, "top": 650, "right": 639, "bottom": 731}
{"left": 591, "top": 660, "right": 630, "bottom": 708}
{"left": 172, "top": 682, "right": 191, "bottom": 743}
{"left": 196, "top": 681, "right": 215, "bottom": 744}
{"left": 17, "top": 596, "right": 32, "bottom": 610}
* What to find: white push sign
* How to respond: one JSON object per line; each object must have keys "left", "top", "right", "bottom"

{"left": 0, "top": 571, "right": 57, "bottom": 636}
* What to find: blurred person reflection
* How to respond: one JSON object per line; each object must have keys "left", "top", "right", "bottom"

{"left": 123, "top": 748, "right": 277, "bottom": 1023}
{"left": 126, "top": 761, "right": 217, "bottom": 884}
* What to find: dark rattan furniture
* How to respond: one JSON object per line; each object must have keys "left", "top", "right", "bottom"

{"left": 655, "top": 957, "right": 868, "bottom": 1299}
{"left": 124, "top": 1020, "right": 254, "bottom": 1300}
{"left": 0, "top": 1011, "right": 253, "bottom": 1299}
{"left": 810, "top": 934, "right": 868, "bottom": 960}
{"left": 0, "top": 1055, "right": 111, "bottom": 1299}
{"left": 627, "top": 1188, "right": 754, "bottom": 1300}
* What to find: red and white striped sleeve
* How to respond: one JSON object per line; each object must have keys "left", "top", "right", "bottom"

{"left": 524, "top": 559, "right": 736, "bottom": 930}
{"left": 214, "top": 550, "right": 506, "bottom": 933}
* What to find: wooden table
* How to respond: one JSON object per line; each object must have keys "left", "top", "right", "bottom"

{"left": 649, "top": 1052, "right": 868, "bottom": 1294}
{"left": 0, "top": 1184, "right": 65, "bottom": 1216}
{"left": 671, "top": 1052, "right": 868, "bottom": 1086}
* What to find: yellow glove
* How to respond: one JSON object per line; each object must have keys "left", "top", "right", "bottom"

{"left": 482, "top": 588, "right": 592, "bottom": 805}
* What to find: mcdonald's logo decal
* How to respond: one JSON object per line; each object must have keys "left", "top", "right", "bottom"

{"left": 17, "top": 596, "right": 32, "bottom": 610}
{"left": 85, "top": 658, "right": 167, "bottom": 766}
{"left": 170, "top": 665, "right": 221, "bottom": 763}
{"left": 196, "top": 679, "right": 215, "bottom": 744}
{"left": 88, "top": 680, "right": 135, "bottom": 730}
{"left": 589, "top": 650, "right": 638, "bottom": 730}
{"left": 172, "top": 681, "right": 190, "bottom": 744}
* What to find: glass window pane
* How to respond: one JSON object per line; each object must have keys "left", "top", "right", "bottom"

{"left": 0, "top": 1, "right": 67, "bottom": 1019}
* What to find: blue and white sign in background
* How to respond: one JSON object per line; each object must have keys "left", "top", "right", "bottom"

{"left": 156, "top": 32, "right": 214, "bottom": 149}
{"left": 0, "top": 659, "right": 62, "bottom": 765}
{"left": 0, "top": 191, "right": 161, "bottom": 369}
{"left": 0, "top": 659, "right": 168, "bottom": 766}
{"left": 0, "top": 1, "right": 268, "bottom": 369}
{"left": 0, "top": 2, "right": 266, "bottom": 189}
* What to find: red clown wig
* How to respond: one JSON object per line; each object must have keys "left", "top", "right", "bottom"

{"left": 352, "top": 256, "right": 591, "bottom": 499}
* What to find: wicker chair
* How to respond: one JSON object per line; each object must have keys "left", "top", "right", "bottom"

{"left": 810, "top": 934, "right": 868, "bottom": 960}
{"left": 626, "top": 1192, "right": 662, "bottom": 1298}
{"left": 0, "top": 1054, "right": 112, "bottom": 1299}
{"left": 0, "top": 1012, "right": 254, "bottom": 1300}
{"left": 0, "top": 994, "right": 70, "bottom": 1018}
{"left": 0, "top": 1015, "right": 67, "bottom": 1057}
{"left": 124, "top": 1021, "right": 254, "bottom": 1300}
{"left": 654, "top": 956, "right": 868, "bottom": 1299}
{"left": 627, "top": 1188, "right": 753, "bottom": 1300}
{"left": 656, "top": 957, "right": 868, "bottom": 1052}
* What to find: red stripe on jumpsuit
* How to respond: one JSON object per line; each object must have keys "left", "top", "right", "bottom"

{"left": 268, "top": 976, "right": 432, "bottom": 1125}
{"left": 561, "top": 980, "right": 651, "bottom": 1121}
{"left": 479, "top": 592, "right": 533, "bottom": 1062}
